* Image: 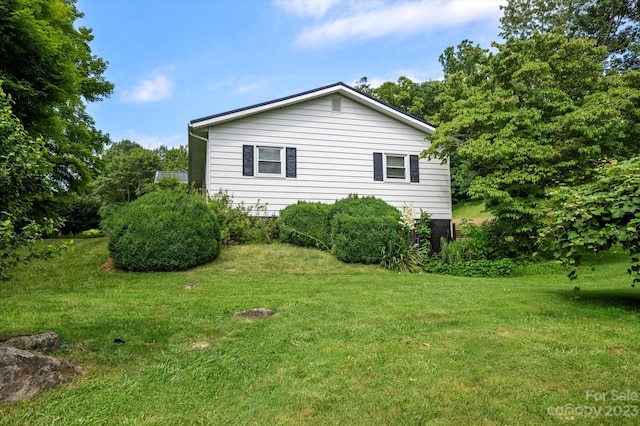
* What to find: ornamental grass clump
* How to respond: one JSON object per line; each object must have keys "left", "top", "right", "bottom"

{"left": 105, "top": 190, "right": 221, "bottom": 271}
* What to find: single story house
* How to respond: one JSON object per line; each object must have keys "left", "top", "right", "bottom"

{"left": 188, "top": 82, "right": 452, "bottom": 247}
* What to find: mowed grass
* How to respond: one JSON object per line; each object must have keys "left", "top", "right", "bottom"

{"left": 452, "top": 201, "right": 493, "bottom": 227}
{"left": 1, "top": 239, "right": 640, "bottom": 425}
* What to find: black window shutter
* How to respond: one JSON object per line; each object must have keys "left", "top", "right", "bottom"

{"left": 286, "top": 147, "right": 297, "bottom": 178}
{"left": 373, "top": 152, "right": 383, "bottom": 181}
{"left": 243, "top": 145, "right": 254, "bottom": 176}
{"left": 410, "top": 155, "right": 419, "bottom": 183}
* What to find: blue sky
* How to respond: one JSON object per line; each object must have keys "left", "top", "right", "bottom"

{"left": 77, "top": 0, "right": 506, "bottom": 149}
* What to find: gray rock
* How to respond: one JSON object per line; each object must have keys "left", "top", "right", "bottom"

{"left": 233, "top": 308, "right": 275, "bottom": 318}
{"left": 0, "top": 332, "right": 63, "bottom": 352}
{"left": 0, "top": 347, "right": 80, "bottom": 404}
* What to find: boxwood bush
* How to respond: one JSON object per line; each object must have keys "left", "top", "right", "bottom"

{"left": 105, "top": 190, "right": 221, "bottom": 271}
{"left": 277, "top": 201, "right": 332, "bottom": 249}
{"left": 328, "top": 195, "right": 402, "bottom": 264}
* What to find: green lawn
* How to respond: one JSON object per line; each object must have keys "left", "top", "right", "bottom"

{"left": 452, "top": 201, "right": 493, "bottom": 226}
{"left": 1, "top": 239, "right": 639, "bottom": 425}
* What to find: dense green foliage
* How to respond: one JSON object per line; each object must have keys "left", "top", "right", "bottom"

{"left": 93, "top": 140, "right": 161, "bottom": 205}
{"left": 425, "top": 34, "right": 640, "bottom": 256}
{"left": 0, "top": 0, "right": 113, "bottom": 196}
{"left": 355, "top": 76, "right": 444, "bottom": 124}
{"left": 328, "top": 195, "right": 401, "bottom": 264}
{"left": 153, "top": 145, "right": 188, "bottom": 172}
{"left": 277, "top": 201, "right": 331, "bottom": 249}
{"left": 59, "top": 194, "right": 102, "bottom": 235}
{"left": 207, "top": 190, "right": 276, "bottom": 246}
{"left": 0, "top": 87, "right": 68, "bottom": 279}
{"left": 105, "top": 190, "right": 220, "bottom": 271}
{"left": 0, "top": 0, "right": 109, "bottom": 277}
{"left": 500, "top": 0, "right": 640, "bottom": 72}
{"left": 541, "top": 157, "right": 640, "bottom": 285}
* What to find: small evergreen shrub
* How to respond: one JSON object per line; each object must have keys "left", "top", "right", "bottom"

{"left": 105, "top": 190, "right": 220, "bottom": 271}
{"left": 277, "top": 201, "right": 332, "bottom": 249}
{"left": 329, "top": 195, "right": 402, "bottom": 264}
{"left": 328, "top": 194, "right": 399, "bottom": 223}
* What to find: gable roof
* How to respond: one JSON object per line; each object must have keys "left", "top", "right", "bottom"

{"left": 189, "top": 82, "right": 436, "bottom": 134}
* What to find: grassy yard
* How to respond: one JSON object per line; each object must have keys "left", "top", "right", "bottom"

{"left": 452, "top": 201, "right": 493, "bottom": 227}
{"left": 1, "top": 239, "right": 639, "bottom": 425}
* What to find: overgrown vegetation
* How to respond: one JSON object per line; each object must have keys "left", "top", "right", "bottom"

{"left": 207, "top": 190, "right": 277, "bottom": 246}
{"left": 0, "top": 86, "right": 69, "bottom": 280}
{"left": 542, "top": 157, "right": 640, "bottom": 285}
{"left": 104, "top": 190, "right": 220, "bottom": 271}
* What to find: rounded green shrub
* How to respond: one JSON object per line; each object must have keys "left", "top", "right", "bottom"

{"left": 105, "top": 190, "right": 221, "bottom": 271}
{"left": 328, "top": 195, "right": 402, "bottom": 264}
{"left": 277, "top": 201, "right": 332, "bottom": 249}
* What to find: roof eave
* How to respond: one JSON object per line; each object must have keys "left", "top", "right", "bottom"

{"left": 189, "top": 82, "right": 435, "bottom": 134}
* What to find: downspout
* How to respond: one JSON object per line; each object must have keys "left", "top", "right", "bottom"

{"left": 189, "top": 131, "right": 207, "bottom": 143}
{"left": 188, "top": 129, "right": 208, "bottom": 192}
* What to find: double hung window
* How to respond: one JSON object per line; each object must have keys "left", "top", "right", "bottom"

{"left": 257, "top": 146, "right": 282, "bottom": 176}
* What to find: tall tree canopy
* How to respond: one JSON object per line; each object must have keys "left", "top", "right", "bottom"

{"left": 0, "top": 87, "right": 59, "bottom": 279}
{"left": 500, "top": 0, "right": 640, "bottom": 72}
{"left": 424, "top": 33, "right": 640, "bottom": 254}
{"left": 0, "top": 0, "right": 113, "bottom": 195}
{"left": 154, "top": 145, "right": 189, "bottom": 172}
{"left": 93, "top": 141, "right": 162, "bottom": 205}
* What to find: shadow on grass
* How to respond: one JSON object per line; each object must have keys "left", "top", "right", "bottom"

{"left": 549, "top": 288, "right": 640, "bottom": 312}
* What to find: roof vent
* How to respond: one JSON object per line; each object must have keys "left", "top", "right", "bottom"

{"left": 332, "top": 97, "right": 341, "bottom": 112}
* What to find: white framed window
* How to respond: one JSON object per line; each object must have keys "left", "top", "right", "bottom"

{"left": 256, "top": 146, "right": 283, "bottom": 176}
{"left": 385, "top": 154, "right": 407, "bottom": 181}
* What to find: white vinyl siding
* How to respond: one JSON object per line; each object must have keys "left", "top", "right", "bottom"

{"left": 205, "top": 95, "right": 451, "bottom": 219}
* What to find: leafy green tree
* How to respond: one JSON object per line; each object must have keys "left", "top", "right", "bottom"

{"left": 500, "top": 0, "right": 640, "bottom": 72}
{"left": 424, "top": 33, "right": 640, "bottom": 255}
{"left": 0, "top": 0, "right": 113, "bottom": 197}
{"left": 0, "top": 87, "right": 66, "bottom": 279}
{"left": 541, "top": 157, "right": 640, "bottom": 285}
{"left": 154, "top": 145, "right": 188, "bottom": 171}
{"left": 94, "top": 141, "right": 161, "bottom": 205}
{"left": 356, "top": 76, "right": 444, "bottom": 125}
{"left": 436, "top": 40, "right": 494, "bottom": 203}
{"left": 373, "top": 77, "right": 444, "bottom": 124}
{"left": 439, "top": 40, "right": 491, "bottom": 86}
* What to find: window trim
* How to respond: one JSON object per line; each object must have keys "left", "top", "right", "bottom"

{"left": 384, "top": 153, "right": 408, "bottom": 182}
{"left": 256, "top": 145, "right": 284, "bottom": 177}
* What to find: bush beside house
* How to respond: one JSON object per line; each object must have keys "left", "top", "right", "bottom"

{"left": 277, "top": 201, "right": 331, "bottom": 249}
{"left": 328, "top": 195, "right": 402, "bottom": 264}
{"left": 104, "top": 190, "right": 220, "bottom": 271}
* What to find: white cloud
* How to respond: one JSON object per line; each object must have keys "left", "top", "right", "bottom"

{"left": 121, "top": 130, "right": 184, "bottom": 149}
{"left": 121, "top": 75, "right": 175, "bottom": 103}
{"left": 234, "top": 80, "right": 267, "bottom": 95}
{"left": 273, "top": 0, "right": 340, "bottom": 18}
{"left": 351, "top": 64, "right": 445, "bottom": 89}
{"left": 295, "top": 0, "right": 506, "bottom": 48}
